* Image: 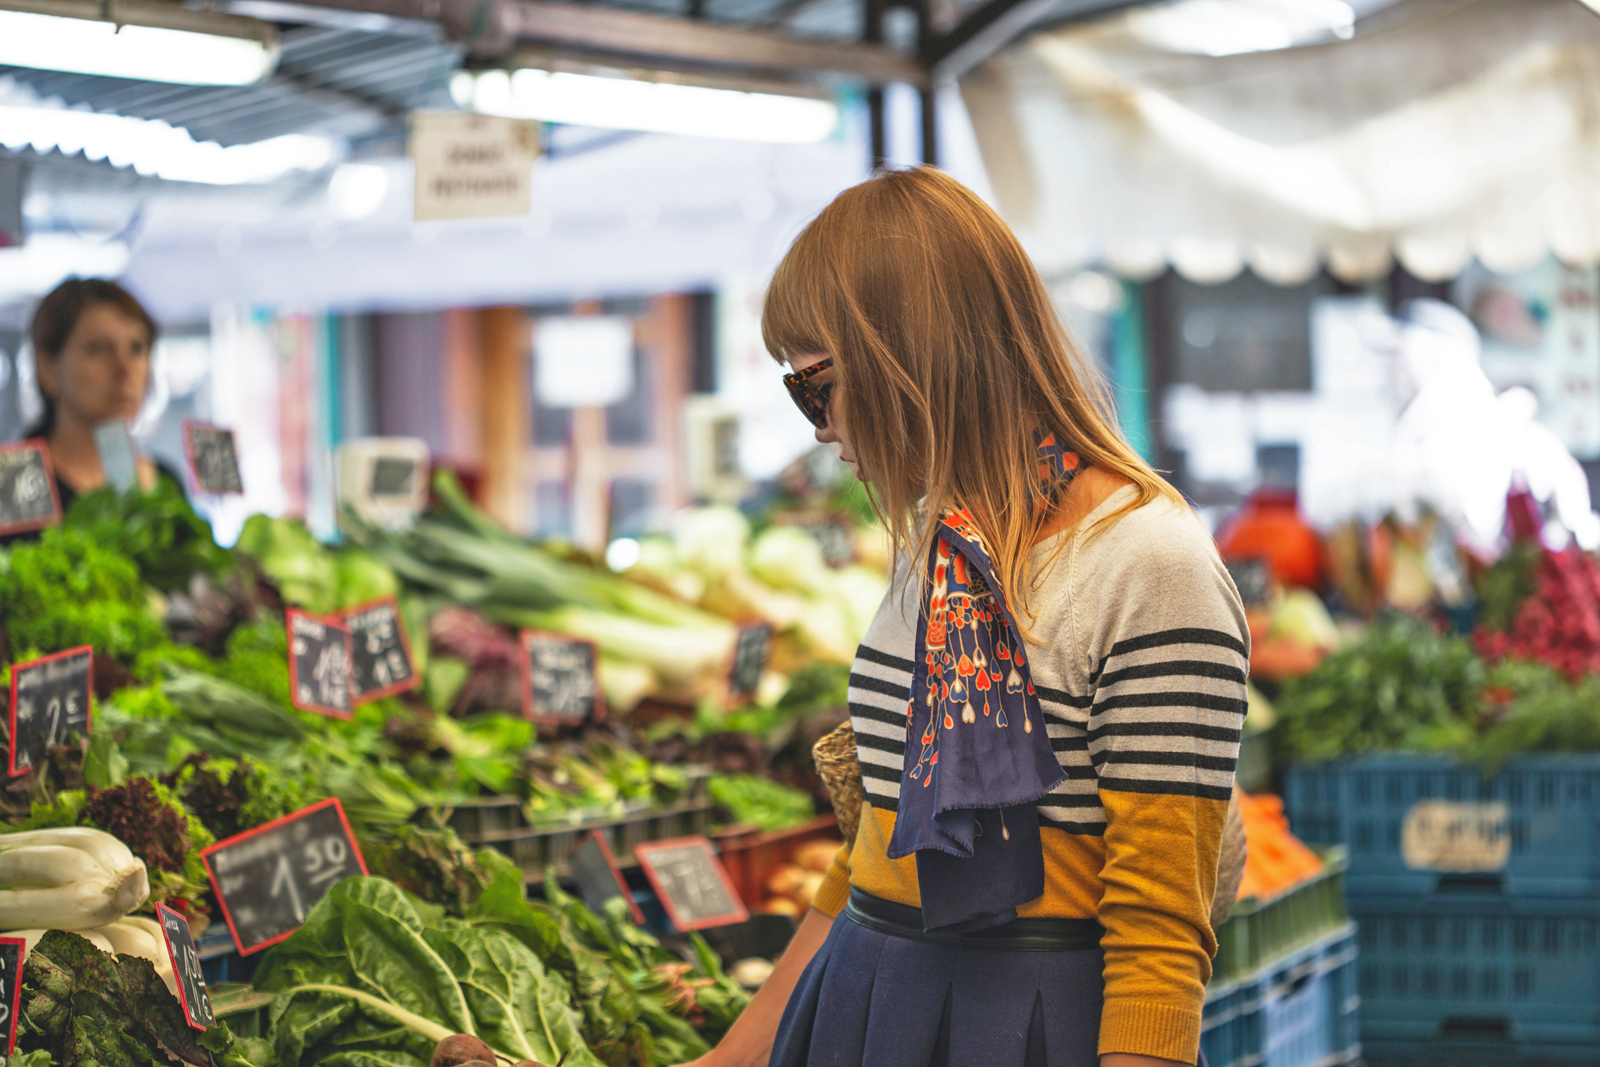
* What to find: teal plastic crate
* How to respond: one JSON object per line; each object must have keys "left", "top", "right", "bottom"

{"left": 1201, "top": 923, "right": 1361, "bottom": 1067}
{"left": 1213, "top": 849, "right": 1348, "bottom": 983}
{"left": 1362, "top": 1036, "right": 1600, "bottom": 1066}
{"left": 1352, "top": 892, "right": 1600, "bottom": 1048}
{"left": 1285, "top": 754, "right": 1600, "bottom": 898}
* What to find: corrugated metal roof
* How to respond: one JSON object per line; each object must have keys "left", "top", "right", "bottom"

{"left": 0, "top": 0, "right": 946, "bottom": 163}
{"left": 0, "top": 23, "right": 462, "bottom": 148}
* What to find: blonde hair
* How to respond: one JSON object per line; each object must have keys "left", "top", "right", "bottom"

{"left": 762, "top": 166, "right": 1182, "bottom": 623}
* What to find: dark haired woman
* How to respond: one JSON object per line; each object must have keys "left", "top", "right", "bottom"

{"left": 677, "top": 167, "right": 1247, "bottom": 1067}
{"left": 7, "top": 278, "right": 171, "bottom": 538}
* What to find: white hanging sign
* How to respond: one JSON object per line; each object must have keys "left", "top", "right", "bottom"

{"left": 410, "top": 111, "right": 539, "bottom": 222}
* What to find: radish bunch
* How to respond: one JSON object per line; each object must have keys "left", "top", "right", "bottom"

{"left": 1475, "top": 546, "right": 1600, "bottom": 680}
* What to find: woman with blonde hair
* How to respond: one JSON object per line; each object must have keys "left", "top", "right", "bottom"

{"left": 682, "top": 167, "right": 1246, "bottom": 1067}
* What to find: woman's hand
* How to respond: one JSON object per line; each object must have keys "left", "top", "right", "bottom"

{"left": 670, "top": 907, "right": 834, "bottom": 1067}
{"left": 1102, "top": 1055, "right": 1195, "bottom": 1067}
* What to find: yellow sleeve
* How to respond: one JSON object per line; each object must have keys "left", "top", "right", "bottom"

{"left": 1096, "top": 790, "right": 1229, "bottom": 1063}
{"left": 809, "top": 844, "right": 853, "bottom": 918}
{"left": 1085, "top": 533, "right": 1249, "bottom": 1062}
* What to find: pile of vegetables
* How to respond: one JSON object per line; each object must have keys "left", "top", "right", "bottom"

{"left": 706, "top": 775, "right": 815, "bottom": 833}
{"left": 344, "top": 474, "right": 741, "bottom": 711}
{"left": 20, "top": 928, "right": 270, "bottom": 1067}
{"left": 0, "top": 461, "right": 888, "bottom": 1067}
{"left": 1474, "top": 541, "right": 1600, "bottom": 679}
{"left": 1233, "top": 794, "right": 1324, "bottom": 902}
{"left": 619, "top": 505, "right": 887, "bottom": 681}
{"left": 1274, "top": 616, "right": 1484, "bottom": 764}
{"left": 251, "top": 871, "right": 747, "bottom": 1067}
{"left": 755, "top": 839, "right": 840, "bottom": 918}
{"left": 0, "top": 827, "right": 151, "bottom": 939}
{"left": 1273, "top": 591, "right": 1600, "bottom": 769}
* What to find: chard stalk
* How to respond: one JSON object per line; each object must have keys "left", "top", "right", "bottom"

{"left": 284, "top": 983, "right": 517, "bottom": 1066}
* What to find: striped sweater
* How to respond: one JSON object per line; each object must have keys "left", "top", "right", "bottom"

{"left": 810, "top": 486, "right": 1249, "bottom": 1064}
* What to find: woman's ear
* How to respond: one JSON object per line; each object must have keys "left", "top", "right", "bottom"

{"left": 33, "top": 351, "right": 58, "bottom": 401}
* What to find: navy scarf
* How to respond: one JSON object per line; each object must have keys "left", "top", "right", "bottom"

{"left": 886, "top": 432, "right": 1085, "bottom": 931}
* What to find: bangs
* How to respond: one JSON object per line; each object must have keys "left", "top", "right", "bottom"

{"left": 761, "top": 221, "right": 836, "bottom": 366}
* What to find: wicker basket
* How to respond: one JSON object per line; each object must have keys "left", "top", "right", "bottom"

{"left": 812, "top": 721, "right": 864, "bottom": 846}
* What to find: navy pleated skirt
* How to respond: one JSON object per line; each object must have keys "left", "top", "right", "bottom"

{"left": 770, "top": 892, "right": 1117, "bottom": 1067}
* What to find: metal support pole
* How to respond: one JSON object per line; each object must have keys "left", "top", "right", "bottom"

{"left": 869, "top": 88, "right": 887, "bottom": 169}
{"left": 865, "top": 0, "right": 887, "bottom": 170}
{"left": 914, "top": 0, "right": 937, "bottom": 166}
{"left": 918, "top": 87, "right": 937, "bottom": 166}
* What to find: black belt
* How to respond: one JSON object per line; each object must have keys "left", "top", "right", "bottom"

{"left": 843, "top": 889, "right": 1104, "bottom": 952}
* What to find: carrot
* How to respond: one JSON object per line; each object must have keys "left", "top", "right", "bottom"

{"left": 1235, "top": 792, "right": 1323, "bottom": 901}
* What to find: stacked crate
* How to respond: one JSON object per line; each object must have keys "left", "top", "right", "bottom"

{"left": 1201, "top": 851, "right": 1362, "bottom": 1067}
{"left": 447, "top": 769, "right": 717, "bottom": 884}
{"left": 1286, "top": 754, "right": 1600, "bottom": 1066}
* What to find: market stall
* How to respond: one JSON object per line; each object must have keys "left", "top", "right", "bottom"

{"left": 0, "top": 439, "right": 892, "bottom": 1065}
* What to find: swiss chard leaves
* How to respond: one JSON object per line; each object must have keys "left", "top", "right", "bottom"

{"left": 426, "top": 925, "right": 601, "bottom": 1067}
{"left": 257, "top": 876, "right": 600, "bottom": 1067}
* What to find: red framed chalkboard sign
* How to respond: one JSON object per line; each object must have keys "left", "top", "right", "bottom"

{"left": 201, "top": 797, "right": 368, "bottom": 955}
{"left": 0, "top": 935, "right": 24, "bottom": 1057}
{"left": 8, "top": 645, "right": 93, "bottom": 777}
{"left": 286, "top": 609, "right": 355, "bottom": 719}
{"left": 519, "top": 629, "right": 604, "bottom": 728}
{"left": 342, "top": 597, "right": 419, "bottom": 704}
{"left": 0, "top": 438, "right": 61, "bottom": 537}
{"left": 567, "top": 830, "right": 645, "bottom": 925}
{"left": 156, "top": 902, "right": 215, "bottom": 1032}
{"left": 634, "top": 835, "right": 747, "bottom": 932}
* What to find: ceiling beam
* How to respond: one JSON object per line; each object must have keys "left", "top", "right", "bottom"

{"left": 300, "top": 0, "right": 925, "bottom": 85}
{"left": 500, "top": 0, "right": 925, "bottom": 84}
{"left": 924, "top": 0, "right": 1146, "bottom": 81}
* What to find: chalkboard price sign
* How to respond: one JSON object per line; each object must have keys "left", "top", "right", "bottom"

{"left": 0, "top": 439, "right": 60, "bottom": 537}
{"left": 1225, "top": 557, "right": 1272, "bottom": 608}
{"left": 183, "top": 421, "right": 244, "bottom": 495}
{"left": 727, "top": 622, "right": 774, "bottom": 706}
{"left": 369, "top": 456, "right": 418, "bottom": 498}
{"left": 202, "top": 797, "right": 367, "bottom": 955}
{"left": 8, "top": 646, "right": 93, "bottom": 777}
{"left": 156, "top": 903, "right": 214, "bottom": 1032}
{"left": 286, "top": 610, "right": 355, "bottom": 719}
{"left": 519, "top": 630, "right": 602, "bottom": 726}
{"left": 0, "top": 936, "right": 23, "bottom": 1058}
{"left": 633, "top": 836, "right": 747, "bottom": 932}
{"left": 345, "top": 598, "right": 418, "bottom": 704}
{"left": 568, "top": 831, "right": 643, "bottom": 924}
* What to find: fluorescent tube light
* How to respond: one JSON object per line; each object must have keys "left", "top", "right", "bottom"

{"left": 0, "top": 101, "right": 336, "bottom": 183}
{"left": 0, "top": 0, "right": 278, "bottom": 85}
{"left": 0, "top": 233, "right": 129, "bottom": 302}
{"left": 454, "top": 68, "right": 838, "bottom": 144}
{"left": 1129, "top": 0, "right": 1355, "bottom": 57}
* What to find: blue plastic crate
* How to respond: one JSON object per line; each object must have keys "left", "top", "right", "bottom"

{"left": 1351, "top": 892, "right": 1600, "bottom": 1048}
{"left": 197, "top": 924, "right": 258, "bottom": 986}
{"left": 1201, "top": 923, "right": 1361, "bottom": 1067}
{"left": 1285, "top": 754, "right": 1600, "bottom": 897}
{"left": 1362, "top": 1036, "right": 1600, "bottom": 1066}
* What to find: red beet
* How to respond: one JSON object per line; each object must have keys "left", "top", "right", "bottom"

{"left": 432, "top": 1035, "right": 498, "bottom": 1067}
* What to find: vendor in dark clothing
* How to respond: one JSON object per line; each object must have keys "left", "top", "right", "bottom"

{"left": 10, "top": 279, "right": 171, "bottom": 526}
{"left": 2, "top": 279, "right": 185, "bottom": 546}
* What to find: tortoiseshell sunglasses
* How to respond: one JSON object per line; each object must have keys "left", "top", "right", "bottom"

{"left": 782, "top": 357, "right": 834, "bottom": 429}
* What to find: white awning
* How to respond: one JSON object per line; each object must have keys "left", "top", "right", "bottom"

{"left": 961, "top": 0, "right": 1600, "bottom": 283}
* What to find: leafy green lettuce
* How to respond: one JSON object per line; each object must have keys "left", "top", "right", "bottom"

{"left": 0, "top": 527, "right": 166, "bottom": 665}
{"left": 254, "top": 877, "right": 601, "bottom": 1067}
{"left": 64, "top": 480, "right": 233, "bottom": 593}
